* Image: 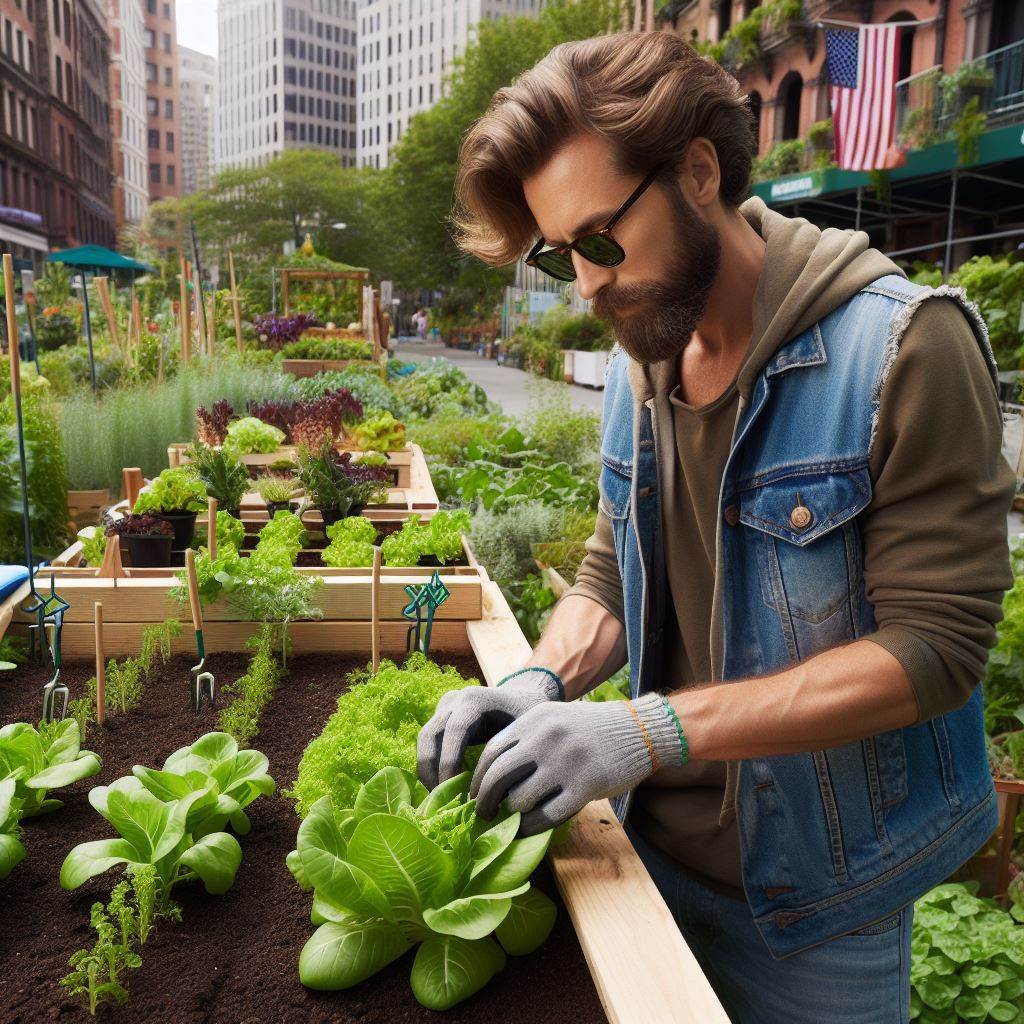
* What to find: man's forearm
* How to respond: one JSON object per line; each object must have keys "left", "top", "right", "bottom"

{"left": 527, "top": 594, "right": 628, "bottom": 700}
{"left": 669, "top": 638, "right": 920, "bottom": 761}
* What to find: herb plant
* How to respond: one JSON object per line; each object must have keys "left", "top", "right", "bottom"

{"left": 60, "top": 899, "right": 142, "bottom": 1016}
{"left": 255, "top": 474, "right": 295, "bottom": 506}
{"left": 132, "top": 467, "right": 207, "bottom": 514}
{"left": 131, "top": 731, "right": 277, "bottom": 837}
{"left": 222, "top": 416, "right": 286, "bottom": 456}
{"left": 195, "top": 400, "right": 234, "bottom": 446}
{"left": 321, "top": 516, "right": 377, "bottom": 568}
{"left": 105, "top": 514, "right": 175, "bottom": 538}
{"left": 0, "top": 777, "right": 25, "bottom": 880}
{"left": 911, "top": 882, "right": 1024, "bottom": 1023}
{"left": 289, "top": 767, "right": 556, "bottom": 1010}
{"left": 218, "top": 625, "right": 284, "bottom": 745}
{"left": 184, "top": 443, "right": 250, "bottom": 516}
{"left": 351, "top": 410, "right": 406, "bottom": 452}
{"left": 279, "top": 336, "right": 373, "bottom": 361}
{"left": 289, "top": 653, "right": 476, "bottom": 816}
{"left": 0, "top": 719, "right": 101, "bottom": 817}
{"left": 379, "top": 510, "right": 470, "bottom": 567}
{"left": 256, "top": 510, "right": 307, "bottom": 566}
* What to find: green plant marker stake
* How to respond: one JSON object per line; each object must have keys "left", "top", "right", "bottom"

{"left": 402, "top": 571, "right": 450, "bottom": 656}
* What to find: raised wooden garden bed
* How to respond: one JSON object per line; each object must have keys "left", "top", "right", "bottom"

{"left": 0, "top": 575, "right": 725, "bottom": 1023}
{"left": 168, "top": 441, "right": 419, "bottom": 490}
{"left": 17, "top": 533, "right": 489, "bottom": 659}
{"left": 281, "top": 357, "right": 382, "bottom": 378}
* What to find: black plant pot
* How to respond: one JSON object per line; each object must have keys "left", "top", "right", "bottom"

{"left": 155, "top": 509, "right": 198, "bottom": 550}
{"left": 266, "top": 500, "right": 292, "bottom": 518}
{"left": 319, "top": 506, "right": 345, "bottom": 528}
{"left": 125, "top": 533, "right": 173, "bottom": 568}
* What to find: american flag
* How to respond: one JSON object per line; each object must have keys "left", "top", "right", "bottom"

{"left": 825, "top": 24, "right": 901, "bottom": 171}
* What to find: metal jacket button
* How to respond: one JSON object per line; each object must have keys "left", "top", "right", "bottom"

{"left": 790, "top": 492, "right": 812, "bottom": 530}
{"left": 724, "top": 505, "right": 740, "bottom": 526}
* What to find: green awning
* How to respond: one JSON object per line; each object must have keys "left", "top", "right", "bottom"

{"left": 48, "top": 245, "right": 155, "bottom": 274}
{"left": 750, "top": 122, "right": 1024, "bottom": 206}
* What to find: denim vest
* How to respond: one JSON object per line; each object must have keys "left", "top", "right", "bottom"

{"left": 600, "top": 273, "right": 1002, "bottom": 959}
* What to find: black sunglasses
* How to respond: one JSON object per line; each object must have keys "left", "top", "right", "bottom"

{"left": 524, "top": 163, "right": 665, "bottom": 282}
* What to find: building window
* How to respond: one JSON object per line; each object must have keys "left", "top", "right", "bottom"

{"left": 162, "top": 32, "right": 171, "bottom": 52}
{"left": 145, "top": 62, "right": 157, "bottom": 82}
{"left": 143, "top": 27, "right": 155, "bottom": 47}
{"left": 146, "top": 96, "right": 158, "bottom": 115}
{"left": 150, "top": 162, "right": 161, "bottom": 183}
{"left": 165, "top": 131, "right": 173, "bottom": 152}
{"left": 164, "top": 99, "right": 173, "bottom": 117}
{"left": 55, "top": 55, "right": 64, "bottom": 100}
{"left": 166, "top": 164, "right": 175, "bottom": 184}
{"left": 163, "top": 66, "right": 172, "bottom": 85}
{"left": 148, "top": 128, "right": 159, "bottom": 148}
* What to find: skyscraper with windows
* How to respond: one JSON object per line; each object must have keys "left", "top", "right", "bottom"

{"left": 217, "top": 0, "right": 357, "bottom": 171}
{"left": 356, "top": 0, "right": 543, "bottom": 169}
{"left": 108, "top": 0, "right": 149, "bottom": 227}
{"left": 143, "top": 0, "right": 182, "bottom": 200}
{"left": 179, "top": 45, "right": 216, "bottom": 194}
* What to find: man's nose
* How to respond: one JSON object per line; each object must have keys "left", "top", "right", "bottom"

{"left": 571, "top": 252, "right": 615, "bottom": 301}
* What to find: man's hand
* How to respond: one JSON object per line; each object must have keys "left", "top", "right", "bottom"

{"left": 469, "top": 693, "right": 687, "bottom": 836}
{"left": 417, "top": 668, "right": 563, "bottom": 791}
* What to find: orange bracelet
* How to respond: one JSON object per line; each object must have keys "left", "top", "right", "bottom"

{"left": 625, "top": 699, "right": 660, "bottom": 773}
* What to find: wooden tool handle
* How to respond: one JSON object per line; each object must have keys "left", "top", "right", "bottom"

{"left": 185, "top": 548, "right": 203, "bottom": 632}
{"left": 207, "top": 497, "right": 218, "bottom": 560}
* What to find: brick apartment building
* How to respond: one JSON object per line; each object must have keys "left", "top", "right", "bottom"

{"left": 143, "top": 0, "right": 182, "bottom": 201}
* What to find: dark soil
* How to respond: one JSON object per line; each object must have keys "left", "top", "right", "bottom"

{"left": 0, "top": 653, "right": 607, "bottom": 1024}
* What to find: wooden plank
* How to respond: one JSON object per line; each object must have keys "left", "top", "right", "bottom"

{"left": 468, "top": 579, "right": 730, "bottom": 1024}
{"left": 10, "top": 574, "right": 482, "bottom": 623}
{"left": 0, "top": 579, "right": 31, "bottom": 641}
{"left": 10, "top": 619, "right": 470, "bottom": 658}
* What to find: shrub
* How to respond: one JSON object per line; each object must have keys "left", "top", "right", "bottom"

{"left": 279, "top": 336, "right": 373, "bottom": 361}
{"left": 468, "top": 503, "right": 564, "bottom": 586}
{"left": 296, "top": 368, "right": 408, "bottom": 419}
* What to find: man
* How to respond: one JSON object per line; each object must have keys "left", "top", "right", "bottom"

{"left": 418, "top": 31, "right": 1016, "bottom": 1023}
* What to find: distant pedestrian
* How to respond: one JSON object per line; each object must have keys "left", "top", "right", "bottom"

{"left": 415, "top": 308, "right": 428, "bottom": 341}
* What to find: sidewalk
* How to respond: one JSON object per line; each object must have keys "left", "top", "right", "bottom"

{"left": 393, "top": 338, "right": 604, "bottom": 419}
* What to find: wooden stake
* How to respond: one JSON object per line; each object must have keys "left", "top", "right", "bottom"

{"left": 132, "top": 291, "right": 143, "bottom": 352}
{"left": 98, "top": 531, "right": 125, "bottom": 578}
{"left": 371, "top": 544, "right": 381, "bottom": 672}
{"left": 122, "top": 467, "right": 144, "bottom": 510}
{"left": 3, "top": 255, "right": 20, "bottom": 404}
{"left": 228, "top": 249, "right": 243, "bottom": 353}
{"left": 207, "top": 497, "right": 218, "bottom": 560}
{"left": 205, "top": 294, "right": 216, "bottom": 359}
{"left": 93, "top": 276, "right": 122, "bottom": 352}
{"left": 179, "top": 255, "right": 191, "bottom": 363}
{"left": 94, "top": 602, "right": 106, "bottom": 727}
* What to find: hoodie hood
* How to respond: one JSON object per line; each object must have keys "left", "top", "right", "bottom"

{"left": 629, "top": 196, "right": 905, "bottom": 404}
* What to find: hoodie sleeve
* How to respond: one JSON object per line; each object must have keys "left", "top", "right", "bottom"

{"left": 566, "top": 504, "right": 626, "bottom": 623}
{"left": 861, "top": 296, "right": 1016, "bottom": 724}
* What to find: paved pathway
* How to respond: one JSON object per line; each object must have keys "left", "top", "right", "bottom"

{"left": 393, "top": 337, "right": 604, "bottom": 419}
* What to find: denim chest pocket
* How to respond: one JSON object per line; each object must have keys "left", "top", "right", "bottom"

{"left": 738, "top": 464, "right": 871, "bottom": 630}
{"left": 599, "top": 452, "right": 633, "bottom": 522}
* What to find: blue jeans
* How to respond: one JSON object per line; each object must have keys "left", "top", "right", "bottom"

{"left": 626, "top": 825, "right": 913, "bottom": 1024}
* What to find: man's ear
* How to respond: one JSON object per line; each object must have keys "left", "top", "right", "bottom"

{"left": 678, "top": 137, "right": 721, "bottom": 209}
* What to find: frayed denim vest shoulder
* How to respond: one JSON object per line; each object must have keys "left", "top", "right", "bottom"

{"left": 600, "top": 273, "right": 1002, "bottom": 958}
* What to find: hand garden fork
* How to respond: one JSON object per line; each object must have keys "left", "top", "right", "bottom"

{"left": 184, "top": 549, "right": 216, "bottom": 712}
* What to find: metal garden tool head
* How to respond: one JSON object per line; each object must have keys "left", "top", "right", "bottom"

{"left": 41, "top": 609, "right": 69, "bottom": 723}
{"left": 184, "top": 549, "right": 216, "bottom": 713}
{"left": 402, "top": 571, "right": 450, "bottom": 656}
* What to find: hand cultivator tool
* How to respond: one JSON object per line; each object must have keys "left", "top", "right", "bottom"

{"left": 184, "top": 548, "right": 216, "bottom": 712}
{"left": 3, "top": 254, "right": 73, "bottom": 713}
{"left": 402, "top": 570, "right": 450, "bottom": 656}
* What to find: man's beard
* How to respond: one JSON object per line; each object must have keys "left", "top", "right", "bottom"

{"left": 592, "top": 184, "right": 721, "bottom": 365}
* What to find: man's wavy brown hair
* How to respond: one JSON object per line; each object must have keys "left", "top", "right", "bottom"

{"left": 452, "top": 31, "right": 757, "bottom": 267}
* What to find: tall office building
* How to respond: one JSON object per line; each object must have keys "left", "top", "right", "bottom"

{"left": 217, "top": 0, "right": 357, "bottom": 171}
{"left": 108, "top": 0, "right": 149, "bottom": 228}
{"left": 179, "top": 45, "right": 216, "bottom": 194}
{"left": 356, "top": 0, "right": 543, "bottom": 169}
{"left": 144, "top": 0, "right": 182, "bottom": 199}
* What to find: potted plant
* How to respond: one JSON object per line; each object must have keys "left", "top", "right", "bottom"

{"left": 295, "top": 443, "right": 390, "bottom": 527}
{"left": 184, "top": 443, "right": 250, "bottom": 518}
{"left": 105, "top": 514, "right": 175, "bottom": 568}
{"left": 132, "top": 467, "right": 207, "bottom": 550}
{"left": 255, "top": 474, "right": 298, "bottom": 517}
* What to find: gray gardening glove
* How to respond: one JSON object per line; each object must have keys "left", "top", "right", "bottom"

{"left": 417, "top": 668, "right": 564, "bottom": 792}
{"left": 469, "top": 693, "right": 687, "bottom": 836}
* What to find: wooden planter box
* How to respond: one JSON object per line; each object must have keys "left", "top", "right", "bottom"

{"left": 0, "top": 571, "right": 727, "bottom": 1023}
{"left": 169, "top": 442, "right": 417, "bottom": 490}
{"left": 281, "top": 358, "right": 380, "bottom": 378}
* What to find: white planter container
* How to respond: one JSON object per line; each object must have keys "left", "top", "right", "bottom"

{"left": 567, "top": 349, "right": 609, "bottom": 388}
